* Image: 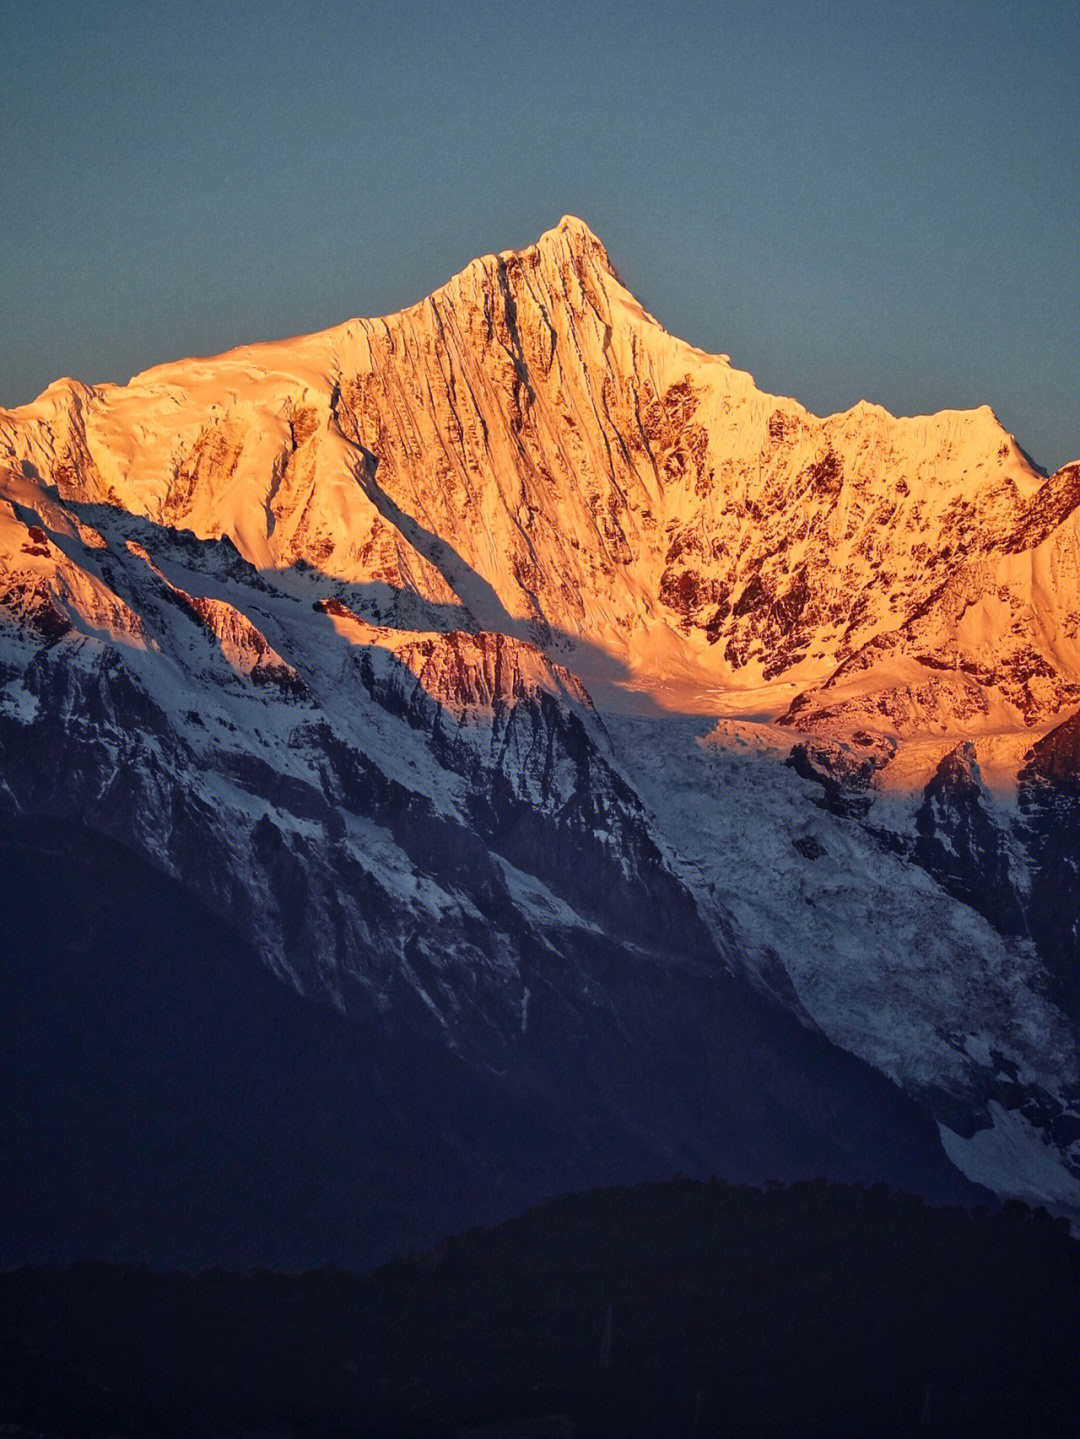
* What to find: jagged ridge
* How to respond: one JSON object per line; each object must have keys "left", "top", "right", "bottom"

{"left": 2, "top": 217, "right": 1079, "bottom": 1236}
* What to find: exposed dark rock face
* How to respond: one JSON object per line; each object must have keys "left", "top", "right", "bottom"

{"left": 785, "top": 737, "right": 881, "bottom": 818}
{"left": 914, "top": 743, "right": 1026, "bottom": 936}
{"left": 1019, "top": 712, "right": 1080, "bottom": 1018}
{"left": 3, "top": 216, "right": 1079, "bottom": 1248}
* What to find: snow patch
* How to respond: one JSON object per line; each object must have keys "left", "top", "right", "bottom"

{"left": 939, "top": 1104, "right": 1080, "bottom": 1211}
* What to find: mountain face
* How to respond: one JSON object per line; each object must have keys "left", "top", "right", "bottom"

{"left": 2, "top": 217, "right": 1079, "bottom": 1258}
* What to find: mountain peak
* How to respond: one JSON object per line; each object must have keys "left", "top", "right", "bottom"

{"left": 5, "top": 216, "right": 1080, "bottom": 1234}
{"left": 530, "top": 213, "right": 615, "bottom": 277}
{"left": 429, "top": 214, "right": 623, "bottom": 334}
{"left": 554, "top": 213, "right": 602, "bottom": 243}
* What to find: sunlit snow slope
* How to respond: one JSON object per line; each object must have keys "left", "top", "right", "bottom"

{"left": 2, "top": 217, "right": 1078, "bottom": 1234}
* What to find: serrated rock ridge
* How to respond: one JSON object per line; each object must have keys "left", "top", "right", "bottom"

{"left": 2, "top": 219, "right": 1079, "bottom": 1239}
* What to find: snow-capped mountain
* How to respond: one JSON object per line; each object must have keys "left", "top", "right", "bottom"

{"left": 2, "top": 217, "right": 1078, "bottom": 1258}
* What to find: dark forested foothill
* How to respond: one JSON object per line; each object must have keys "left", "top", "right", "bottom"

{"left": 2, "top": 1178, "right": 1077, "bottom": 1439}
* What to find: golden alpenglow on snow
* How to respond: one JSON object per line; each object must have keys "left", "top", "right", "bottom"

{"left": 3, "top": 220, "right": 1079, "bottom": 1262}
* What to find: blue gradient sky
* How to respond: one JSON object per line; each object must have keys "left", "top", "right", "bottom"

{"left": 3, "top": 1, "right": 1077, "bottom": 468}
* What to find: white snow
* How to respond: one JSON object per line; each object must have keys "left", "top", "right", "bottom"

{"left": 2, "top": 214, "right": 1078, "bottom": 1212}
{"left": 939, "top": 1104, "right": 1080, "bottom": 1215}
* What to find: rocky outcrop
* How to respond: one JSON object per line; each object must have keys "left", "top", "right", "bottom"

{"left": 4, "top": 217, "right": 1077, "bottom": 719}
{"left": 913, "top": 743, "right": 1026, "bottom": 936}
{"left": 2, "top": 217, "right": 1079, "bottom": 1234}
{"left": 1019, "top": 712, "right": 1080, "bottom": 1018}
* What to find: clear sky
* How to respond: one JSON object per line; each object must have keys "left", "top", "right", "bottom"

{"left": 2, "top": 0, "right": 1077, "bottom": 469}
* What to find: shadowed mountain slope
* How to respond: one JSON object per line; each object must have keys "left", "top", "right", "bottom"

{"left": 2, "top": 218, "right": 1078, "bottom": 1237}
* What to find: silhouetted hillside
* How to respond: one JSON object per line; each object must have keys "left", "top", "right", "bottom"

{"left": 3, "top": 1178, "right": 1077, "bottom": 1438}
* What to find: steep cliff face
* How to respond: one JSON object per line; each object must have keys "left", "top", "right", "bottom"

{"left": 2, "top": 217, "right": 1079, "bottom": 1243}
{"left": 1018, "top": 711, "right": 1080, "bottom": 1020}
{"left": 5, "top": 217, "right": 1077, "bottom": 719}
{"left": 913, "top": 743, "right": 1026, "bottom": 936}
